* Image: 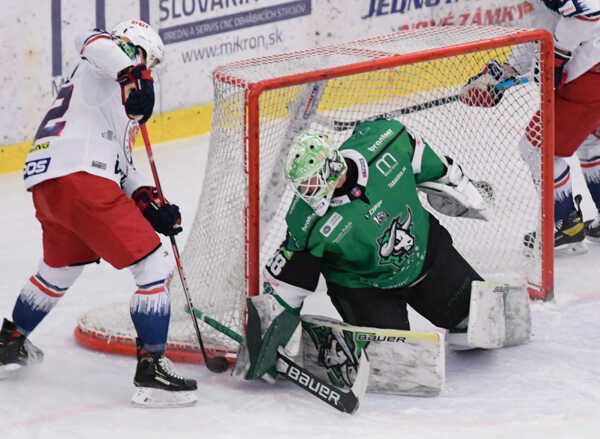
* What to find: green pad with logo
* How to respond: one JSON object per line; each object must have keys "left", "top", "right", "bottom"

{"left": 302, "top": 315, "right": 445, "bottom": 396}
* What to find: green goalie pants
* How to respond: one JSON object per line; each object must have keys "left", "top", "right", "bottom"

{"left": 326, "top": 217, "right": 483, "bottom": 331}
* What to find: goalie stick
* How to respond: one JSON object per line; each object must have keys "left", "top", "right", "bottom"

{"left": 140, "top": 125, "right": 229, "bottom": 374}
{"left": 325, "top": 76, "right": 530, "bottom": 132}
{"left": 276, "top": 346, "right": 368, "bottom": 415}
{"left": 189, "top": 306, "right": 369, "bottom": 414}
{"left": 191, "top": 307, "right": 243, "bottom": 344}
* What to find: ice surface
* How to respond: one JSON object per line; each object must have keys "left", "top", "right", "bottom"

{"left": 0, "top": 135, "right": 598, "bottom": 439}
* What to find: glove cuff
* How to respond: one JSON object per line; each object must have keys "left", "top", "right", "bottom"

{"left": 132, "top": 186, "right": 161, "bottom": 213}
{"left": 438, "top": 156, "right": 465, "bottom": 186}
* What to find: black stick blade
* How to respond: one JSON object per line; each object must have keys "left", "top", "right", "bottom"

{"left": 206, "top": 355, "right": 230, "bottom": 373}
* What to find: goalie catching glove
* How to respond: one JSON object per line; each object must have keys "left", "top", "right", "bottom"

{"left": 132, "top": 186, "right": 182, "bottom": 236}
{"left": 419, "top": 156, "right": 490, "bottom": 220}
{"left": 460, "top": 59, "right": 516, "bottom": 108}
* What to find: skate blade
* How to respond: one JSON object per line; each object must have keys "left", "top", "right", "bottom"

{"left": 0, "top": 363, "right": 23, "bottom": 380}
{"left": 131, "top": 387, "right": 198, "bottom": 408}
{"left": 555, "top": 241, "right": 588, "bottom": 256}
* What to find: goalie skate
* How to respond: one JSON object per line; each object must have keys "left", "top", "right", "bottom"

{"left": 132, "top": 339, "right": 198, "bottom": 408}
{"left": 0, "top": 318, "right": 43, "bottom": 379}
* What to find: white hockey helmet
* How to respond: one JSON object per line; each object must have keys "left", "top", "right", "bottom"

{"left": 111, "top": 19, "right": 165, "bottom": 69}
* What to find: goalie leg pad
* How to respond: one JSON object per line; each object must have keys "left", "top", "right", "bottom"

{"left": 301, "top": 315, "right": 445, "bottom": 397}
{"left": 465, "top": 281, "right": 506, "bottom": 349}
{"left": 503, "top": 286, "right": 531, "bottom": 347}
{"left": 448, "top": 281, "right": 531, "bottom": 350}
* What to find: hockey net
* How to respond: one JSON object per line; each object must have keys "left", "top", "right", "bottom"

{"left": 75, "top": 25, "right": 554, "bottom": 364}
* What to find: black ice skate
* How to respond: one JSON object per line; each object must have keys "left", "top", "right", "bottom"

{"left": 584, "top": 214, "right": 600, "bottom": 242}
{"left": 0, "top": 318, "right": 43, "bottom": 379}
{"left": 132, "top": 338, "right": 198, "bottom": 408}
{"left": 523, "top": 195, "right": 587, "bottom": 256}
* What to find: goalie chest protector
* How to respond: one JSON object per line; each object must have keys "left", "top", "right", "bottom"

{"left": 284, "top": 119, "right": 445, "bottom": 290}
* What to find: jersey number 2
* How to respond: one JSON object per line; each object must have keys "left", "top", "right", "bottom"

{"left": 34, "top": 84, "right": 74, "bottom": 140}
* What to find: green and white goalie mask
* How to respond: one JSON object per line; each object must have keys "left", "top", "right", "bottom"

{"left": 285, "top": 132, "right": 347, "bottom": 216}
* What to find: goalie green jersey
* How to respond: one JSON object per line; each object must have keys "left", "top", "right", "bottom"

{"left": 282, "top": 118, "right": 447, "bottom": 290}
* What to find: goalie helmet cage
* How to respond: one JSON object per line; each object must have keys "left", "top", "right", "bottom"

{"left": 75, "top": 25, "right": 554, "bottom": 364}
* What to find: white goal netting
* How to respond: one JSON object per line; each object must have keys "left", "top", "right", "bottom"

{"left": 76, "top": 25, "right": 553, "bottom": 362}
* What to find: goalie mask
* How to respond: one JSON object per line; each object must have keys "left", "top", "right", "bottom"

{"left": 112, "top": 19, "right": 165, "bottom": 69}
{"left": 285, "top": 132, "right": 347, "bottom": 216}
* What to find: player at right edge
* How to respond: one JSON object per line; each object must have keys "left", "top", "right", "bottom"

{"left": 232, "top": 120, "right": 533, "bottom": 406}
{"left": 462, "top": 0, "right": 600, "bottom": 254}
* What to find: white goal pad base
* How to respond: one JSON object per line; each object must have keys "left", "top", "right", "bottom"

{"left": 301, "top": 315, "right": 445, "bottom": 397}
{"left": 503, "top": 284, "right": 532, "bottom": 347}
{"left": 448, "top": 281, "right": 531, "bottom": 350}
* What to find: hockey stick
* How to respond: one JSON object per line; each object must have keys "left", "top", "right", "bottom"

{"left": 275, "top": 346, "right": 368, "bottom": 415}
{"left": 190, "top": 306, "right": 243, "bottom": 344}
{"left": 189, "top": 305, "right": 368, "bottom": 414}
{"left": 329, "top": 76, "right": 530, "bottom": 131}
{"left": 139, "top": 124, "right": 229, "bottom": 373}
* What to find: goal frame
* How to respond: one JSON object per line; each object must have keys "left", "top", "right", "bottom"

{"left": 218, "top": 29, "right": 555, "bottom": 302}
{"left": 74, "top": 27, "right": 556, "bottom": 367}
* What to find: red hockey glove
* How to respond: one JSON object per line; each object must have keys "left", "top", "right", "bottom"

{"left": 132, "top": 186, "right": 182, "bottom": 236}
{"left": 460, "top": 59, "right": 516, "bottom": 108}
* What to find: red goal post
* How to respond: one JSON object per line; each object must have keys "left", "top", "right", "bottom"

{"left": 75, "top": 25, "right": 554, "bottom": 364}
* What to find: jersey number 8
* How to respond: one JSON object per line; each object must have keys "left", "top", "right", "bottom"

{"left": 267, "top": 251, "right": 287, "bottom": 276}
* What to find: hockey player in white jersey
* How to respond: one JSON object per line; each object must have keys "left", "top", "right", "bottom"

{"left": 461, "top": 0, "right": 600, "bottom": 254}
{"left": 0, "top": 19, "right": 197, "bottom": 407}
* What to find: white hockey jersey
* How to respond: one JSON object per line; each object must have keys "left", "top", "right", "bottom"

{"left": 509, "top": 0, "right": 600, "bottom": 83}
{"left": 24, "top": 30, "right": 151, "bottom": 196}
